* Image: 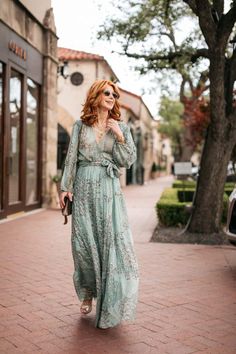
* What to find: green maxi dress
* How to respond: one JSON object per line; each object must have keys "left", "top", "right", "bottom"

{"left": 60, "top": 120, "right": 139, "bottom": 329}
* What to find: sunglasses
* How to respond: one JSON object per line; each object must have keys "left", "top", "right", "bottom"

{"left": 103, "top": 90, "right": 119, "bottom": 99}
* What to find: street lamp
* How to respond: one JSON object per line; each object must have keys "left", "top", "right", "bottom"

{"left": 57, "top": 61, "right": 69, "bottom": 79}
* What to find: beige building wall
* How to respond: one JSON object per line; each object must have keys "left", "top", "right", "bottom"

{"left": 0, "top": 0, "right": 58, "bottom": 209}
{"left": 119, "top": 88, "right": 161, "bottom": 182}
{"left": 18, "top": 0, "right": 51, "bottom": 23}
{"left": 161, "top": 138, "right": 173, "bottom": 175}
{"left": 57, "top": 60, "right": 116, "bottom": 130}
{"left": 1, "top": 0, "right": 45, "bottom": 52}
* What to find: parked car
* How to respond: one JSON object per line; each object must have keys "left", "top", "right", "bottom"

{"left": 225, "top": 189, "right": 236, "bottom": 246}
{"left": 226, "top": 161, "right": 236, "bottom": 182}
{"left": 191, "top": 165, "right": 199, "bottom": 180}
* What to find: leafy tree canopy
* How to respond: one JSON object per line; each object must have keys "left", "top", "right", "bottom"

{"left": 158, "top": 97, "right": 183, "bottom": 159}
{"left": 98, "top": 0, "right": 210, "bottom": 89}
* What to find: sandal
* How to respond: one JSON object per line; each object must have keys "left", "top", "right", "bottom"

{"left": 80, "top": 299, "right": 92, "bottom": 315}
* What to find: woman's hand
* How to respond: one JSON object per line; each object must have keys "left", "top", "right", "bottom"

{"left": 107, "top": 119, "right": 124, "bottom": 141}
{"left": 59, "top": 191, "right": 73, "bottom": 209}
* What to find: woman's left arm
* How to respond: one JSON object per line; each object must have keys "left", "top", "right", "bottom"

{"left": 112, "top": 122, "right": 137, "bottom": 169}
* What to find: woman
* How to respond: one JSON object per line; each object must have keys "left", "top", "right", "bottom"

{"left": 59, "top": 79, "right": 139, "bottom": 329}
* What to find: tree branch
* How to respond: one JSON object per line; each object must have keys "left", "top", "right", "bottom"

{"left": 195, "top": 0, "right": 217, "bottom": 48}
{"left": 213, "top": 0, "right": 224, "bottom": 18}
{"left": 182, "top": 0, "right": 198, "bottom": 15}
{"left": 180, "top": 77, "right": 188, "bottom": 102}
{"left": 159, "top": 31, "right": 177, "bottom": 50}
{"left": 219, "top": 4, "right": 236, "bottom": 45}
{"left": 122, "top": 48, "right": 209, "bottom": 63}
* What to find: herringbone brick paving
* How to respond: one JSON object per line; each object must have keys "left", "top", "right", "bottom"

{"left": 0, "top": 176, "right": 236, "bottom": 353}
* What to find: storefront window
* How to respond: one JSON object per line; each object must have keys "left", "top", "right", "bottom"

{"left": 9, "top": 69, "right": 22, "bottom": 204}
{"left": 0, "top": 63, "right": 3, "bottom": 209}
{"left": 26, "top": 78, "right": 39, "bottom": 205}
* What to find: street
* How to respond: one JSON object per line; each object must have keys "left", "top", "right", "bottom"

{"left": 0, "top": 176, "right": 236, "bottom": 354}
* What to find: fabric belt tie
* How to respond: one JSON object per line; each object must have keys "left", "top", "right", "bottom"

{"left": 78, "top": 159, "right": 121, "bottom": 178}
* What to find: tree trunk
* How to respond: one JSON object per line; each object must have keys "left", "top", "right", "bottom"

{"left": 186, "top": 50, "right": 235, "bottom": 234}
{"left": 186, "top": 126, "right": 234, "bottom": 233}
{"left": 179, "top": 125, "right": 195, "bottom": 162}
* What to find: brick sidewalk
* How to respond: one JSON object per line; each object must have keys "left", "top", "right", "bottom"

{"left": 0, "top": 176, "right": 236, "bottom": 354}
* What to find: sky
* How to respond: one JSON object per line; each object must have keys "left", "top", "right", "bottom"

{"left": 51, "top": 0, "right": 162, "bottom": 117}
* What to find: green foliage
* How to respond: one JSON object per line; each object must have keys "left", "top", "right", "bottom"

{"left": 158, "top": 97, "right": 184, "bottom": 159}
{"left": 172, "top": 180, "right": 196, "bottom": 188}
{"left": 172, "top": 180, "right": 235, "bottom": 192}
{"left": 224, "top": 187, "right": 235, "bottom": 196}
{"left": 177, "top": 189, "right": 195, "bottom": 202}
{"left": 156, "top": 187, "right": 229, "bottom": 226}
{"left": 51, "top": 175, "right": 61, "bottom": 183}
{"left": 98, "top": 0, "right": 206, "bottom": 88}
{"left": 156, "top": 188, "right": 190, "bottom": 226}
{"left": 151, "top": 162, "right": 161, "bottom": 172}
{"left": 222, "top": 193, "right": 229, "bottom": 224}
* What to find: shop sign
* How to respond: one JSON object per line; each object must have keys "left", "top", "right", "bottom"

{"left": 8, "top": 40, "right": 27, "bottom": 61}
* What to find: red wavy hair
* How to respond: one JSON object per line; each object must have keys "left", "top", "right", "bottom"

{"left": 81, "top": 79, "right": 121, "bottom": 126}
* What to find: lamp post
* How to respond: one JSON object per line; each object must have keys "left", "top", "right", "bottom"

{"left": 57, "top": 61, "right": 69, "bottom": 79}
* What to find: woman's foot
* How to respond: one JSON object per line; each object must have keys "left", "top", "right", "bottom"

{"left": 80, "top": 299, "right": 92, "bottom": 315}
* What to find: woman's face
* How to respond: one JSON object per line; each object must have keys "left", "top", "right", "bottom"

{"left": 98, "top": 85, "right": 118, "bottom": 111}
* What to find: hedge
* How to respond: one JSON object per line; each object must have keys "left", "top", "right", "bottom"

{"left": 156, "top": 187, "right": 229, "bottom": 227}
{"left": 156, "top": 188, "right": 191, "bottom": 226}
{"left": 172, "top": 180, "right": 196, "bottom": 189}
{"left": 172, "top": 180, "right": 235, "bottom": 191}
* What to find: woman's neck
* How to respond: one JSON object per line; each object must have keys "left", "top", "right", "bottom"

{"left": 97, "top": 108, "right": 109, "bottom": 124}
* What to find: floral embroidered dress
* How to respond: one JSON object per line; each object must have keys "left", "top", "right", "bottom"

{"left": 60, "top": 120, "right": 139, "bottom": 329}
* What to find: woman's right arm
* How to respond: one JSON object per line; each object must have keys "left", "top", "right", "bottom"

{"left": 59, "top": 120, "right": 81, "bottom": 208}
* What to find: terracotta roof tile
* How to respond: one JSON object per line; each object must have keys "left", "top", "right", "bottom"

{"left": 119, "top": 87, "right": 141, "bottom": 99}
{"left": 58, "top": 47, "right": 104, "bottom": 61}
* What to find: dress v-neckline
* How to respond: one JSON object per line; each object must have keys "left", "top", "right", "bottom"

{"left": 91, "top": 126, "right": 109, "bottom": 145}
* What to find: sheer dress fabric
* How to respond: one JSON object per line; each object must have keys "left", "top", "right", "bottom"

{"left": 61, "top": 120, "right": 139, "bottom": 328}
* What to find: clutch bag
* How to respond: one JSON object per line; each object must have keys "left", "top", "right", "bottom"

{"left": 61, "top": 196, "right": 72, "bottom": 224}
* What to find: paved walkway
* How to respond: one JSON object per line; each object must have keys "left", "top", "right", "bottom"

{"left": 0, "top": 176, "right": 236, "bottom": 354}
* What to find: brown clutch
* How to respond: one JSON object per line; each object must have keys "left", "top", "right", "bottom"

{"left": 61, "top": 196, "right": 72, "bottom": 224}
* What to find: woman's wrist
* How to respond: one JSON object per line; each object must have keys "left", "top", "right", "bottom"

{"left": 116, "top": 133, "right": 125, "bottom": 144}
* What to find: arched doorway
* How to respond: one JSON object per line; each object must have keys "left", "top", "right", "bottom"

{"left": 57, "top": 124, "right": 70, "bottom": 171}
{"left": 126, "top": 118, "right": 135, "bottom": 185}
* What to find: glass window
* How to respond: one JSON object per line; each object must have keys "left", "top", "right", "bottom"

{"left": 0, "top": 63, "right": 3, "bottom": 210}
{"left": 9, "top": 69, "right": 22, "bottom": 204}
{"left": 26, "top": 78, "right": 39, "bottom": 205}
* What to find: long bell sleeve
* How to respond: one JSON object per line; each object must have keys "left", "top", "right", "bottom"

{"left": 60, "top": 120, "right": 81, "bottom": 193}
{"left": 112, "top": 122, "right": 137, "bottom": 169}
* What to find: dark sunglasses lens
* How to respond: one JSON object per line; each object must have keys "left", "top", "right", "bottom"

{"left": 103, "top": 90, "right": 118, "bottom": 99}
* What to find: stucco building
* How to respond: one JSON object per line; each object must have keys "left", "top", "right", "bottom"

{"left": 0, "top": 0, "right": 58, "bottom": 219}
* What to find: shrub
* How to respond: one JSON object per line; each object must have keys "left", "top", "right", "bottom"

{"left": 172, "top": 180, "right": 234, "bottom": 195}
{"left": 156, "top": 187, "right": 229, "bottom": 227}
{"left": 172, "top": 180, "right": 196, "bottom": 189}
{"left": 177, "top": 189, "right": 195, "bottom": 202}
{"left": 156, "top": 188, "right": 190, "bottom": 226}
{"left": 222, "top": 193, "right": 229, "bottom": 223}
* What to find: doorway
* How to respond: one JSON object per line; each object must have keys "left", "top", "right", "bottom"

{"left": 0, "top": 62, "right": 41, "bottom": 218}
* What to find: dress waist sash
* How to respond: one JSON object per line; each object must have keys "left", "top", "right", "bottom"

{"left": 78, "top": 159, "right": 121, "bottom": 178}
